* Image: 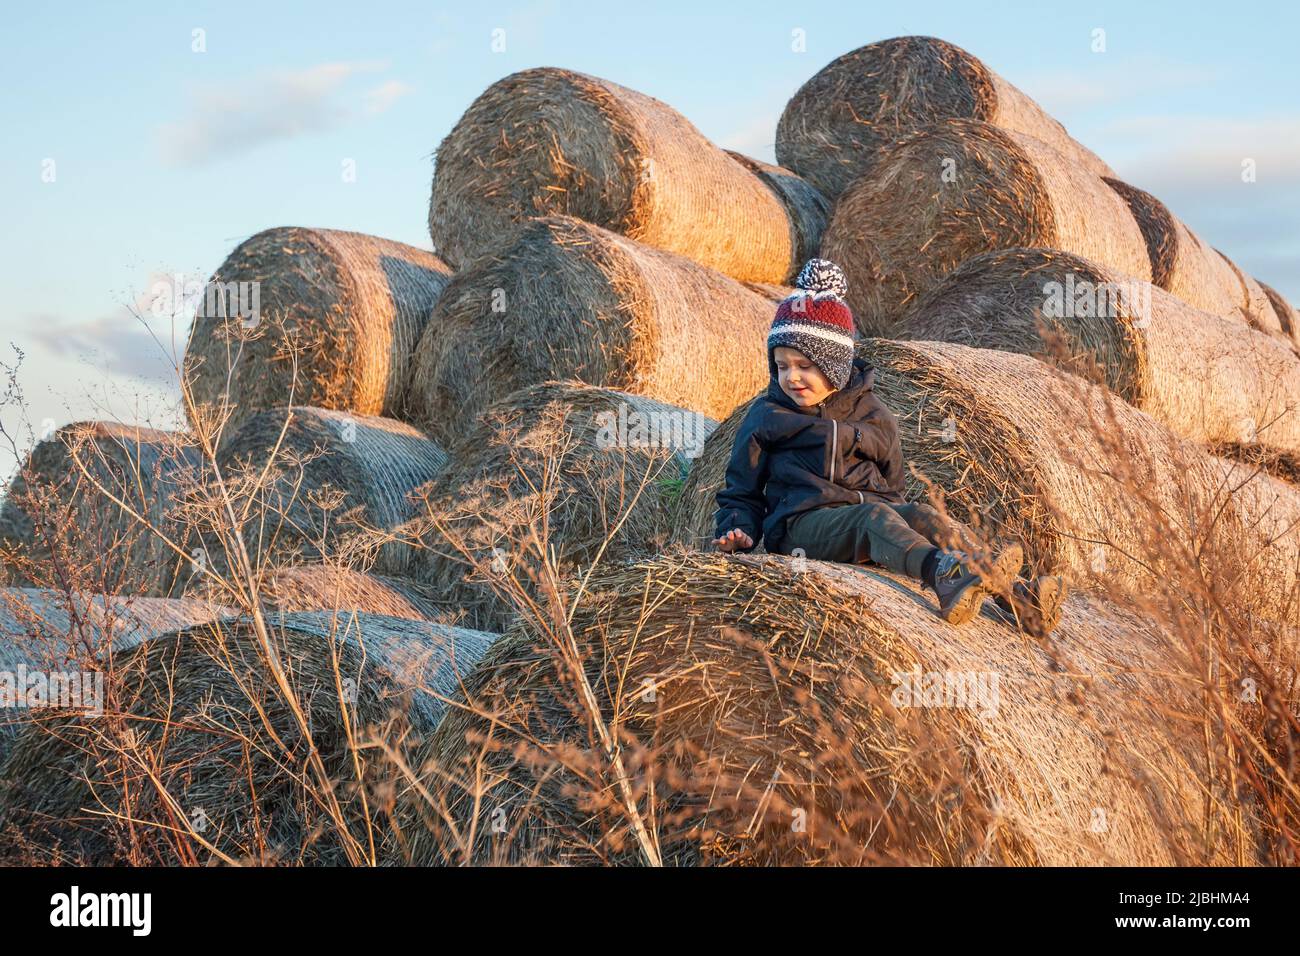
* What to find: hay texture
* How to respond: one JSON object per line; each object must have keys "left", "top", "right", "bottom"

{"left": 672, "top": 339, "right": 1300, "bottom": 621}
{"left": 723, "top": 151, "right": 830, "bottom": 267}
{"left": 416, "top": 552, "right": 1253, "bottom": 865}
{"left": 428, "top": 67, "right": 810, "bottom": 284}
{"left": 182, "top": 407, "right": 448, "bottom": 593}
{"left": 0, "top": 424, "right": 200, "bottom": 596}
{"left": 1102, "top": 178, "right": 1258, "bottom": 324}
{"left": 402, "top": 216, "right": 773, "bottom": 449}
{"left": 1216, "top": 251, "right": 1287, "bottom": 339}
{"left": 407, "top": 382, "right": 716, "bottom": 632}
{"left": 1, "top": 588, "right": 229, "bottom": 761}
{"left": 820, "top": 119, "right": 1151, "bottom": 334}
{"left": 183, "top": 228, "right": 453, "bottom": 438}
{"left": 1258, "top": 280, "right": 1299, "bottom": 343}
{"left": 895, "top": 248, "right": 1300, "bottom": 457}
{"left": 775, "top": 36, "right": 1115, "bottom": 201}
{"left": 0, "top": 610, "right": 498, "bottom": 865}
{"left": 184, "top": 564, "right": 469, "bottom": 628}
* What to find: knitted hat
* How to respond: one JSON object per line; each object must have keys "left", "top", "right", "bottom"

{"left": 767, "top": 258, "right": 856, "bottom": 390}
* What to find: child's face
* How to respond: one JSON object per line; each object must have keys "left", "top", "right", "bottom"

{"left": 774, "top": 346, "right": 836, "bottom": 407}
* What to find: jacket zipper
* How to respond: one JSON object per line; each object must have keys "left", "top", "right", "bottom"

{"left": 829, "top": 419, "right": 837, "bottom": 484}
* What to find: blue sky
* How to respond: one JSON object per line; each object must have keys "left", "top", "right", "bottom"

{"left": 2, "top": 0, "right": 1298, "bottom": 479}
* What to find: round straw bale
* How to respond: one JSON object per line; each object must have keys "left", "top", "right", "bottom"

{"left": 402, "top": 216, "right": 772, "bottom": 449}
{"left": 428, "top": 68, "right": 805, "bottom": 284}
{"left": 0, "top": 424, "right": 201, "bottom": 597}
{"left": 775, "top": 36, "right": 1115, "bottom": 200}
{"left": 722, "top": 150, "right": 830, "bottom": 266}
{"left": 1258, "top": 279, "right": 1299, "bottom": 343}
{"left": 407, "top": 382, "right": 716, "bottom": 632}
{"left": 180, "top": 408, "right": 448, "bottom": 593}
{"left": 820, "top": 120, "right": 1151, "bottom": 334}
{"left": 1214, "top": 250, "right": 1286, "bottom": 339}
{"left": 0, "top": 610, "right": 498, "bottom": 865}
{"left": 183, "top": 228, "right": 453, "bottom": 437}
{"left": 415, "top": 551, "right": 1251, "bottom": 865}
{"left": 1101, "top": 178, "right": 1251, "bottom": 321}
{"left": 183, "top": 564, "right": 471, "bottom": 628}
{"left": 895, "top": 248, "right": 1300, "bottom": 457}
{"left": 672, "top": 339, "right": 1300, "bottom": 620}
{"left": 0, "top": 587, "right": 230, "bottom": 762}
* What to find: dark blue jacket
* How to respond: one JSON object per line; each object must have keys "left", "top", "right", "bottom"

{"left": 713, "top": 356, "right": 905, "bottom": 555}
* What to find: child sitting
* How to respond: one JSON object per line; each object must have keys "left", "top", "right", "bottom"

{"left": 711, "top": 258, "right": 1064, "bottom": 635}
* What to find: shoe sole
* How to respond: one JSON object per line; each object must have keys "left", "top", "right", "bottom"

{"left": 941, "top": 545, "right": 1025, "bottom": 626}
{"left": 1027, "top": 575, "right": 1067, "bottom": 639}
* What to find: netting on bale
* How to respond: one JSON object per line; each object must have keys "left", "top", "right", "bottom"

{"left": 820, "top": 119, "right": 1151, "bottom": 335}
{"left": 0, "top": 611, "right": 498, "bottom": 865}
{"left": 182, "top": 228, "right": 453, "bottom": 438}
{"left": 0, "top": 423, "right": 200, "bottom": 597}
{"left": 775, "top": 36, "right": 1115, "bottom": 201}
{"left": 406, "top": 381, "right": 717, "bottom": 632}
{"left": 178, "top": 407, "right": 448, "bottom": 594}
{"left": 402, "top": 215, "right": 771, "bottom": 449}
{"left": 412, "top": 551, "right": 1258, "bottom": 866}
{"left": 895, "top": 248, "right": 1300, "bottom": 458}
{"left": 427, "top": 67, "right": 812, "bottom": 284}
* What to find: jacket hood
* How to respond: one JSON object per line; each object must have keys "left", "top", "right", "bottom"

{"left": 767, "top": 355, "right": 876, "bottom": 415}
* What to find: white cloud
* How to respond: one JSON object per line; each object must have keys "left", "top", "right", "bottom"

{"left": 156, "top": 60, "right": 410, "bottom": 166}
{"left": 1017, "top": 59, "right": 1218, "bottom": 114}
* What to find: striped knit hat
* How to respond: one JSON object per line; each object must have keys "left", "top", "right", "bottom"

{"left": 767, "top": 258, "right": 856, "bottom": 390}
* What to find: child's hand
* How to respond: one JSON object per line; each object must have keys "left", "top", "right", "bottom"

{"left": 712, "top": 528, "right": 754, "bottom": 553}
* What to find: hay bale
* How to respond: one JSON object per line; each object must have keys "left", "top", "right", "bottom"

{"left": 182, "top": 408, "right": 448, "bottom": 593}
{"left": 1258, "top": 280, "right": 1299, "bottom": 343}
{"left": 1102, "top": 178, "right": 1255, "bottom": 323}
{"left": 407, "top": 382, "right": 716, "bottom": 632}
{"left": 1215, "top": 250, "right": 1287, "bottom": 339}
{"left": 427, "top": 68, "right": 807, "bottom": 284}
{"left": 402, "top": 216, "right": 772, "bottom": 449}
{"left": 415, "top": 552, "right": 1252, "bottom": 865}
{"left": 183, "top": 564, "right": 471, "bottom": 628}
{"left": 0, "top": 610, "right": 498, "bottom": 864}
{"left": 775, "top": 36, "right": 1115, "bottom": 200}
{"left": 672, "top": 339, "right": 1300, "bottom": 620}
{"left": 0, "top": 424, "right": 201, "bottom": 596}
{"left": 0, "top": 588, "right": 230, "bottom": 762}
{"left": 722, "top": 151, "right": 830, "bottom": 266}
{"left": 820, "top": 120, "right": 1151, "bottom": 334}
{"left": 894, "top": 248, "right": 1300, "bottom": 457}
{"left": 183, "top": 228, "right": 453, "bottom": 437}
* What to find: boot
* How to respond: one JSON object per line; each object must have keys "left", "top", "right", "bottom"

{"left": 930, "top": 544, "right": 1024, "bottom": 625}
{"left": 993, "top": 575, "right": 1066, "bottom": 639}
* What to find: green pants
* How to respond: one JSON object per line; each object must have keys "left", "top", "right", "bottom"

{"left": 782, "top": 501, "right": 981, "bottom": 580}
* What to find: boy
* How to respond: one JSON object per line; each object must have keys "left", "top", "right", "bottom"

{"left": 712, "top": 259, "right": 1064, "bottom": 635}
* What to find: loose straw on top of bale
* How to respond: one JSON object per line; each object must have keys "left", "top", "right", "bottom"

{"left": 0, "top": 610, "right": 498, "bottom": 865}
{"left": 183, "top": 564, "right": 470, "bottom": 628}
{"left": 180, "top": 407, "right": 448, "bottom": 595}
{"left": 672, "top": 339, "right": 1300, "bottom": 622}
{"left": 775, "top": 36, "right": 1115, "bottom": 201}
{"left": 427, "top": 68, "right": 814, "bottom": 285}
{"left": 182, "top": 227, "right": 453, "bottom": 438}
{"left": 1102, "top": 178, "right": 1259, "bottom": 325}
{"left": 402, "top": 215, "right": 772, "bottom": 449}
{"left": 0, "top": 587, "right": 229, "bottom": 761}
{"left": 895, "top": 248, "right": 1300, "bottom": 457}
{"left": 414, "top": 551, "right": 1255, "bottom": 865}
{"left": 406, "top": 381, "right": 717, "bottom": 632}
{"left": 0, "top": 423, "right": 200, "bottom": 597}
{"left": 820, "top": 119, "right": 1151, "bottom": 335}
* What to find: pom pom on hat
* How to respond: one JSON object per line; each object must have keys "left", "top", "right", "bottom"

{"left": 794, "top": 258, "right": 849, "bottom": 299}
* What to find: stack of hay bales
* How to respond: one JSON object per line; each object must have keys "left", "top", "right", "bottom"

{"left": 0, "top": 424, "right": 200, "bottom": 597}
{"left": 775, "top": 36, "right": 1115, "bottom": 200}
{"left": 402, "top": 216, "right": 772, "bottom": 448}
{"left": 819, "top": 120, "right": 1152, "bottom": 333}
{"left": 183, "top": 228, "right": 453, "bottom": 438}
{"left": 180, "top": 407, "right": 448, "bottom": 594}
{"left": 0, "top": 610, "right": 498, "bottom": 865}
{"left": 0, "top": 587, "right": 230, "bottom": 761}
{"left": 415, "top": 552, "right": 1255, "bottom": 865}
{"left": 407, "top": 382, "right": 715, "bottom": 631}
{"left": 427, "top": 67, "right": 827, "bottom": 284}
{"left": 672, "top": 340, "right": 1300, "bottom": 622}
{"left": 894, "top": 248, "right": 1300, "bottom": 458}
